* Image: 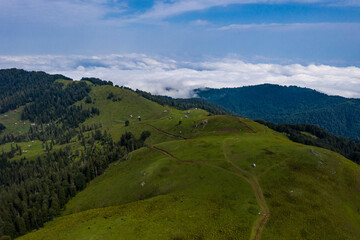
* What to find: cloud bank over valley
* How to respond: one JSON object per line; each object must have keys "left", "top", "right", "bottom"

{"left": 0, "top": 54, "right": 359, "bottom": 98}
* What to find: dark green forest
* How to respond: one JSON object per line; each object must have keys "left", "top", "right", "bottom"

{"left": 196, "top": 84, "right": 360, "bottom": 140}
{"left": 21, "top": 81, "right": 93, "bottom": 126}
{"left": 0, "top": 69, "right": 71, "bottom": 114}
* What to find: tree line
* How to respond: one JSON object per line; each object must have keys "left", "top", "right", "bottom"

{"left": 80, "top": 77, "right": 113, "bottom": 86}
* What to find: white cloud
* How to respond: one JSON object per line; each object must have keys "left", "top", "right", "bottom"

{"left": 190, "top": 19, "right": 211, "bottom": 26}
{"left": 123, "top": 0, "right": 359, "bottom": 23}
{"left": 0, "top": 54, "right": 359, "bottom": 98}
{"left": 218, "top": 22, "right": 360, "bottom": 31}
{"left": 0, "top": 0, "right": 358, "bottom": 27}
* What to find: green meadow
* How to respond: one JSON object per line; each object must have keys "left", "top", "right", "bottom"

{"left": 8, "top": 84, "right": 360, "bottom": 240}
{"left": 0, "top": 106, "right": 31, "bottom": 137}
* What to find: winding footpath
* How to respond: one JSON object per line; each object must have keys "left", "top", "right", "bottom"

{"left": 222, "top": 139, "right": 269, "bottom": 240}
{"left": 144, "top": 120, "right": 269, "bottom": 240}
{"left": 148, "top": 145, "right": 193, "bottom": 163}
{"left": 149, "top": 140, "right": 270, "bottom": 240}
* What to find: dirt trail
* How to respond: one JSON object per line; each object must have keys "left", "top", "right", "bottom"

{"left": 148, "top": 146, "right": 193, "bottom": 163}
{"left": 141, "top": 123, "right": 187, "bottom": 140}
{"left": 250, "top": 177, "right": 269, "bottom": 240}
{"left": 149, "top": 142, "right": 269, "bottom": 240}
{"left": 222, "top": 139, "right": 269, "bottom": 240}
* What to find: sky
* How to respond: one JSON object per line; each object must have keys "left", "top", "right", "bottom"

{"left": 0, "top": 0, "right": 360, "bottom": 98}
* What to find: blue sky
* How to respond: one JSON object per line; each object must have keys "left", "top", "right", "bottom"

{"left": 0, "top": 0, "right": 359, "bottom": 65}
{"left": 0, "top": 0, "right": 360, "bottom": 97}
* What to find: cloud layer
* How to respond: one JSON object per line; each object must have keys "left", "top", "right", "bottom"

{"left": 0, "top": 54, "right": 359, "bottom": 98}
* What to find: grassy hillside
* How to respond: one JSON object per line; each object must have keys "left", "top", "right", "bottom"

{"left": 80, "top": 85, "right": 166, "bottom": 127}
{"left": 195, "top": 84, "right": 360, "bottom": 140}
{"left": 0, "top": 73, "right": 358, "bottom": 240}
{"left": 0, "top": 106, "right": 31, "bottom": 137}
{"left": 17, "top": 111, "right": 360, "bottom": 240}
{"left": 78, "top": 85, "right": 210, "bottom": 144}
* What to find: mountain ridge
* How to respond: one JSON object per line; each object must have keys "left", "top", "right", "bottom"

{"left": 195, "top": 84, "right": 360, "bottom": 140}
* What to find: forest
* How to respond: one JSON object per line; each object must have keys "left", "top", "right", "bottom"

{"left": 0, "top": 69, "right": 71, "bottom": 114}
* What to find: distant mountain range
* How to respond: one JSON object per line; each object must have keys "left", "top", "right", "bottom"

{"left": 195, "top": 84, "right": 360, "bottom": 140}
